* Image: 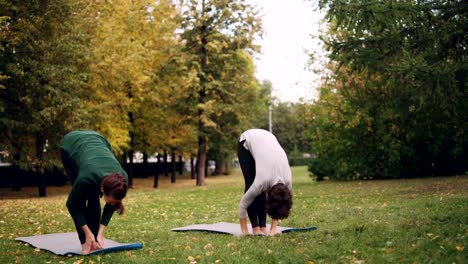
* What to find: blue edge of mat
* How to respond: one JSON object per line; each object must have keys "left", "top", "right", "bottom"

{"left": 281, "top": 226, "right": 318, "bottom": 233}
{"left": 172, "top": 226, "right": 318, "bottom": 235}
{"left": 83, "top": 243, "right": 144, "bottom": 256}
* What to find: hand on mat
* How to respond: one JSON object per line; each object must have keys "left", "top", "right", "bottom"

{"left": 268, "top": 219, "right": 279, "bottom": 236}
{"left": 240, "top": 218, "right": 249, "bottom": 235}
{"left": 81, "top": 240, "right": 94, "bottom": 254}
{"left": 91, "top": 241, "right": 102, "bottom": 251}
{"left": 96, "top": 224, "right": 106, "bottom": 249}
{"left": 96, "top": 234, "right": 105, "bottom": 250}
{"left": 267, "top": 229, "right": 280, "bottom": 236}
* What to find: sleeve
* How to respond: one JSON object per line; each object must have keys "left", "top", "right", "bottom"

{"left": 238, "top": 185, "right": 261, "bottom": 218}
{"left": 100, "top": 203, "right": 116, "bottom": 226}
{"left": 66, "top": 181, "right": 88, "bottom": 227}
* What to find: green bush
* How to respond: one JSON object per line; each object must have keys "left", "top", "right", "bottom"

{"left": 308, "top": 158, "right": 335, "bottom": 181}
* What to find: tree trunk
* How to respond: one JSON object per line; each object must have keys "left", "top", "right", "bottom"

{"left": 127, "top": 149, "right": 134, "bottom": 188}
{"left": 196, "top": 0, "right": 208, "bottom": 186}
{"left": 223, "top": 159, "right": 231, "bottom": 175}
{"left": 35, "top": 136, "right": 46, "bottom": 197}
{"left": 153, "top": 162, "right": 159, "bottom": 189}
{"left": 39, "top": 0, "right": 48, "bottom": 11}
{"left": 213, "top": 158, "right": 221, "bottom": 176}
{"left": 38, "top": 171, "right": 46, "bottom": 197}
{"left": 143, "top": 152, "right": 149, "bottom": 177}
{"left": 171, "top": 149, "right": 176, "bottom": 183}
{"left": 163, "top": 151, "right": 168, "bottom": 176}
{"left": 127, "top": 83, "right": 134, "bottom": 188}
{"left": 178, "top": 155, "right": 183, "bottom": 175}
{"left": 11, "top": 149, "right": 21, "bottom": 191}
{"left": 217, "top": 159, "right": 228, "bottom": 175}
{"left": 190, "top": 156, "right": 195, "bottom": 179}
{"left": 154, "top": 153, "right": 162, "bottom": 188}
{"left": 196, "top": 136, "right": 207, "bottom": 186}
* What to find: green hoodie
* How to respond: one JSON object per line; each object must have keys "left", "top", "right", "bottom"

{"left": 59, "top": 130, "right": 128, "bottom": 227}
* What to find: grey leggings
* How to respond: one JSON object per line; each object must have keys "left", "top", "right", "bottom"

{"left": 237, "top": 140, "right": 266, "bottom": 228}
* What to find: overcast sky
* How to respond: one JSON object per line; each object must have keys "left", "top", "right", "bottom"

{"left": 246, "top": 0, "right": 325, "bottom": 102}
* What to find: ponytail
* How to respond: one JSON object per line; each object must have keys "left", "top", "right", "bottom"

{"left": 115, "top": 202, "right": 125, "bottom": 215}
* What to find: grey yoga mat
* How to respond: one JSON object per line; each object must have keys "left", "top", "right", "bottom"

{"left": 16, "top": 232, "right": 143, "bottom": 256}
{"left": 171, "top": 222, "right": 317, "bottom": 236}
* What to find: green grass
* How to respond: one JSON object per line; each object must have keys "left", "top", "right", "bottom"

{"left": 1, "top": 166, "right": 467, "bottom": 263}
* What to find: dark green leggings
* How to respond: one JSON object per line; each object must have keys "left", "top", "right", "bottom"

{"left": 60, "top": 148, "right": 101, "bottom": 244}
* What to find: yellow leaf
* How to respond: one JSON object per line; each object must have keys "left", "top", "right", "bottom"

{"left": 456, "top": 245, "right": 464, "bottom": 252}
{"left": 204, "top": 244, "right": 213, "bottom": 250}
{"left": 307, "top": 261, "right": 315, "bottom": 264}
{"left": 73, "top": 259, "right": 83, "bottom": 264}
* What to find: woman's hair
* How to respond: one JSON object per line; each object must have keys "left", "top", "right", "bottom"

{"left": 266, "top": 183, "right": 293, "bottom": 220}
{"left": 102, "top": 173, "right": 128, "bottom": 215}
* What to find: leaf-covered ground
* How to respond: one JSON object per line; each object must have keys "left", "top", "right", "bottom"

{"left": 1, "top": 166, "right": 467, "bottom": 263}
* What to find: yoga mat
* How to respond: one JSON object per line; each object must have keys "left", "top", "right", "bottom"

{"left": 171, "top": 222, "right": 317, "bottom": 236}
{"left": 16, "top": 232, "right": 143, "bottom": 256}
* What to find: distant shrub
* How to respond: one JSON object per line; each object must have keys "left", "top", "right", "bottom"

{"left": 289, "top": 157, "right": 310, "bottom": 167}
{"left": 308, "top": 158, "right": 335, "bottom": 181}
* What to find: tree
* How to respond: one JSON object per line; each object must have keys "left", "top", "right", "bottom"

{"left": 0, "top": 0, "right": 90, "bottom": 195}
{"left": 208, "top": 50, "right": 261, "bottom": 176}
{"left": 250, "top": 79, "right": 274, "bottom": 130}
{"left": 309, "top": 0, "right": 468, "bottom": 179}
{"left": 77, "top": 0, "right": 187, "bottom": 187}
{"left": 272, "top": 102, "right": 314, "bottom": 155}
{"left": 180, "top": 0, "right": 262, "bottom": 185}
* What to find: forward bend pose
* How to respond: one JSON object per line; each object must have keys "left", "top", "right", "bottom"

{"left": 59, "top": 130, "right": 128, "bottom": 254}
{"left": 237, "top": 129, "right": 293, "bottom": 235}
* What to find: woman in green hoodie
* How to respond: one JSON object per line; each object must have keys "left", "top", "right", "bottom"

{"left": 59, "top": 130, "right": 128, "bottom": 254}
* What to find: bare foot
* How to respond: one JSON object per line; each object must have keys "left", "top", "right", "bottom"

{"left": 252, "top": 227, "right": 265, "bottom": 235}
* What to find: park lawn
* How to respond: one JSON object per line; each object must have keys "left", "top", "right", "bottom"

{"left": 0, "top": 166, "right": 467, "bottom": 264}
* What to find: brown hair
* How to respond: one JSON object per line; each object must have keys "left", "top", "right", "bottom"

{"left": 102, "top": 173, "right": 128, "bottom": 215}
{"left": 266, "top": 183, "right": 293, "bottom": 220}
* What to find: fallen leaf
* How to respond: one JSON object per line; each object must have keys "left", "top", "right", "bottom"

{"left": 456, "top": 245, "right": 464, "bottom": 252}
{"left": 227, "top": 243, "right": 236, "bottom": 251}
{"left": 204, "top": 243, "right": 213, "bottom": 251}
{"left": 72, "top": 259, "right": 83, "bottom": 264}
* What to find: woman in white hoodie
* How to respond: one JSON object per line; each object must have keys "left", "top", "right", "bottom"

{"left": 237, "top": 129, "right": 293, "bottom": 235}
